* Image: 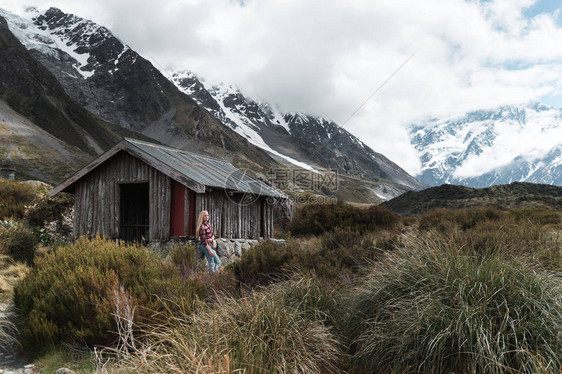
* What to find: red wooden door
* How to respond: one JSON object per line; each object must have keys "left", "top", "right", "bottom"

{"left": 170, "top": 181, "right": 185, "bottom": 236}
{"left": 187, "top": 190, "right": 196, "bottom": 236}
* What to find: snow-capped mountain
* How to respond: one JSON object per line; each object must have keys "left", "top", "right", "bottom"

{"left": 410, "top": 103, "right": 562, "bottom": 187}
{"left": 171, "top": 71, "right": 426, "bottom": 194}
{"left": 1, "top": 6, "right": 425, "bottom": 201}
{"left": 1, "top": 6, "right": 278, "bottom": 171}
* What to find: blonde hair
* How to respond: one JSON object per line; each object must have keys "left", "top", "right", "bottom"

{"left": 195, "top": 210, "right": 208, "bottom": 237}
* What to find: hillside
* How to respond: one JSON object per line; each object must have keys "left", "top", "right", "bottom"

{"left": 383, "top": 182, "right": 562, "bottom": 216}
{"left": 0, "top": 7, "right": 425, "bottom": 203}
{"left": 0, "top": 14, "right": 156, "bottom": 183}
{"left": 1, "top": 8, "right": 282, "bottom": 173}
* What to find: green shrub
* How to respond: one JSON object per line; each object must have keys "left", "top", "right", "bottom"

{"left": 13, "top": 236, "right": 207, "bottom": 352}
{"left": 419, "top": 207, "right": 506, "bottom": 232}
{"left": 510, "top": 207, "right": 561, "bottom": 226}
{"left": 169, "top": 241, "right": 196, "bottom": 280}
{"left": 287, "top": 200, "right": 399, "bottom": 236}
{"left": 0, "top": 180, "right": 37, "bottom": 220}
{"left": 346, "top": 235, "right": 562, "bottom": 373}
{"left": 117, "top": 277, "right": 344, "bottom": 373}
{"left": 0, "top": 226, "right": 37, "bottom": 265}
{"left": 302, "top": 228, "right": 377, "bottom": 281}
{"left": 230, "top": 239, "right": 296, "bottom": 287}
{"left": 26, "top": 192, "right": 74, "bottom": 227}
{"left": 452, "top": 219, "right": 562, "bottom": 271}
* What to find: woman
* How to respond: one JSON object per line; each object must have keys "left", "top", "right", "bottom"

{"left": 195, "top": 210, "right": 222, "bottom": 273}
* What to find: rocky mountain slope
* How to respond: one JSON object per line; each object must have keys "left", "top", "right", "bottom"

{"left": 1, "top": 7, "right": 278, "bottom": 173}
{"left": 171, "top": 71, "right": 426, "bottom": 198}
{"left": 1, "top": 6, "right": 426, "bottom": 202}
{"left": 383, "top": 182, "right": 562, "bottom": 216}
{"left": 410, "top": 103, "right": 562, "bottom": 187}
{"left": 0, "top": 13, "right": 136, "bottom": 183}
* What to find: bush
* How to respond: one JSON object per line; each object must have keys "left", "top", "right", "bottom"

{"left": 26, "top": 192, "right": 74, "bottom": 227}
{"left": 0, "top": 226, "right": 37, "bottom": 265}
{"left": 302, "top": 227, "right": 378, "bottom": 281}
{"left": 346, "top": 235, "right": 562, "bottom": 373}
{"left": 169, "top": 241, "right": 196, "bottom": 280}
{"left": 510, "top": 207, "right": 561, "bottom": 226}
{"left": 13, "top": 236, "right": 207, "bottom": 352}
{"left": 0, "top": 180, "right": 37, "bottom": 220}
{"left": 117, "top": 277, "right": 344, "bottom": 373}
{"left": 419, "top": 207, "right": 506, "bottom": 232}
{"left": 287, "top": 200, "right": 399, "bottom": 236}
{"left": 452, "top": 218, "right": 562, "bottom": 271}
{"left": 230, "top": 239, "right": 297, "bottom": 287}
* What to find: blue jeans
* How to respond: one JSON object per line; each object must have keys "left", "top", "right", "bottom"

{"left": 200, "top": 243, "right": 222, "bottom": 273}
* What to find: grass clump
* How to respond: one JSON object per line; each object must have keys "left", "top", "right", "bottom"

{"left": 419, "top": 207, "right": 505, "bottom": 232}
{"left": 118, "top": 277, "right": 344, "bottom": 373}
{"left": 0, "top": 180, "right": 37, "bottom": 220}
{"left": 0, "top": 225, "right": 37, "bottom": 265}
{"left": 0, "top": 255, "right": 29, "bottom": 303}
{"left": 169, "top": 241, "right": 197, "bottom": 280}
{"left": 509, "top": 207, "right": 561, "bottom": 226}
{"left": 346, "top": 235, "right": 562, "bottom": 374}
{"left": 13, "top": 236, "right": 207, "bottom": 353}
{"left": 32, "top": 346, "right": 95, "bottom": 374}
{"left": 230, "top": 239, "right": 297, "bottom": 287}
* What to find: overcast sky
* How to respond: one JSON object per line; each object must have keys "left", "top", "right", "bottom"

{"left": 1, "top": 0, "right": 561, "bottom": 175}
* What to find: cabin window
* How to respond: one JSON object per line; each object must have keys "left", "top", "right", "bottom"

{"left": 119, "top": 183, "right": 149, "bottom": 242}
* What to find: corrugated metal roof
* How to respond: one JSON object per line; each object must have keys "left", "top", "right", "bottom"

{"left": 126, "top": 138, "right": 286, "bottom": 198}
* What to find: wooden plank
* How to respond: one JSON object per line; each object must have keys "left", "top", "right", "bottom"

{"left": 164, "top": 176, "right": 171, "bottom": 241}
{"left": 74, "top": 182, "right": 81, "bottom": 237}
{"left": 149, "top": 167, "right": 155, "bottom": 241}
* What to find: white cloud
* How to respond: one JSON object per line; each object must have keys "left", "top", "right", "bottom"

{"left": 1, "top": 0, "right": 561, "bottom": 176}
{"left": 452, "top": 105, "right": 562, "bottom": 178}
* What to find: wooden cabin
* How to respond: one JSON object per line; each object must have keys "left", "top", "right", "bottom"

{"left": 50, "top": 138, "right": 287, "bottom": 242}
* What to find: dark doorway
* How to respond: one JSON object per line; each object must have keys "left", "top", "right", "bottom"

{"left": 120, "top": 183, "right": 149, "bottom": 242}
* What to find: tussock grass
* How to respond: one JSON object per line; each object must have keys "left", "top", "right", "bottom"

{"left": 0, "top": 180, "right": 37, "bottom": 220}
{"left": 0, "top": 225, "right": 37, "bottom": 265}
{"left": 117, "top": 277, "right": 344, "bottom": 373}
{"left": 346, "top": 234, "right": 562, "bottom": 374}
{"left": 0, "top": 254, "right": 28, "bottom": 303}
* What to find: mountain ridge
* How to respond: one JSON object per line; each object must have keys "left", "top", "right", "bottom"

{"left": 383, "top": 182, "right": 562, "bottom": 216}
{"left": 410, "top": 103, "right": 562, "bottom": 187}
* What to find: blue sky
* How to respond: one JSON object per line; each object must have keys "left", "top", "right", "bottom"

{"left": 524, "top": 0, "right": 562, "bottom": 19}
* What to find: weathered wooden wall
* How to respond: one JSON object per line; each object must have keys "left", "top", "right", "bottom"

{"left": 194, "top": 189, "right": 273, "bottom": 239}
{"left": 73, "top": 151, "right": 275, "bottom": 241}
{"left": 74, "top": 151, "right": 171, "bottom": 241}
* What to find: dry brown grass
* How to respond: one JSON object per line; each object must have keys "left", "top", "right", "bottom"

{"left": 0, "top": 254, "right": 29, "bottom": 303}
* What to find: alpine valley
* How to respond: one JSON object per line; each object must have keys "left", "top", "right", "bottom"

{"left": 0, "top": 6, "right": 427, "bottom": 203}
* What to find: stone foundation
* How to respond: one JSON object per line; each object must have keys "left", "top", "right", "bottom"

{"left": 155, "top": 237, "right": 286, "bottom": 265}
